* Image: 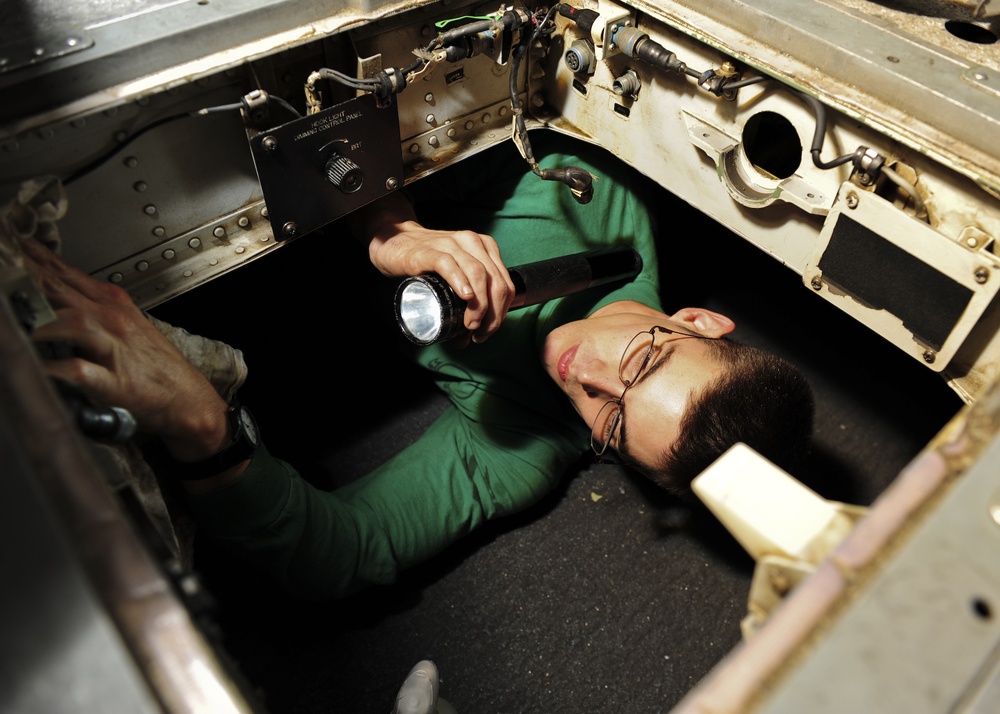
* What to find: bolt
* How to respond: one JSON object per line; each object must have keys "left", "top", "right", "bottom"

{"left": 923, "top": 350, "right": 936, "bottom": 364}
{"left": 213, "top": 226, "right": 226, "bottom": 238}
{"left": 975, "top": 267, "right": 990, "bottom": 284}
{"left": 109, "top": 272, "right": 123, "bottom": 283}
{"left": 152, "top": 226, "right": 165, "bottom": 237}
{"left": 261, "top": 206, "right": 269, "bottom": 218}
{"left": 124, "top": 156, "right": 138, "bottom": 168}
{"left": 283, "top": 221, "right": 298, "bottom": 237}
{"left": 188, "top": 237, "right": 202, "bottom": 249}
{"left": 135, "top": 261, "right": 149, "bottom": 271}
{"left": 162, "top": 249, "right": 176, "bottom": 259}
{"left": 238, "top": 216, "right": 250, "bottom": 228}
{"left": 386, "top": 177, "right": 399, "bottom": 190}
{"left": 810, "top": 277, "right": 823, "bottom": 291}
{"left": 262, "top": 135, "right": 278, "bottom": 151}
{"left": 181, "top": 575, "right": 200, "bottom": 596}
{"left": 845, "top": 192, "right": 859, "bottom": 209}
{"left": 425, "top": 93, "right": 434, "bottom": 103}
{"left": 143, "top": 204, "right": 157, "bottom": 215}
{"left": 133, "top": 181, "right": 147, "bottom": 192}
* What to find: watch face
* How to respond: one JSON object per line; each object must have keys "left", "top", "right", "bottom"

{"left": 239, "top": 406, "right": 259, "bottom": 447}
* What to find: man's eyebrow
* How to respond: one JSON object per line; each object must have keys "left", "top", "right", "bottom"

{"left": 617, "top": 344, "right": 678, "bottom": 457}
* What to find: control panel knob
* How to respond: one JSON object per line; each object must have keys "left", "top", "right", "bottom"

{"left": 325, "top": 153, "right": 364, "bottom": 193}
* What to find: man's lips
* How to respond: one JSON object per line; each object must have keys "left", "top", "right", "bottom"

{"left": 558, "top": 344, "right": 578, "bottom": 382}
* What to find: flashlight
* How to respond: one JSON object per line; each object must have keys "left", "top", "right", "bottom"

{"left": 395, "top": 245, "right": 643, "bottom": 345}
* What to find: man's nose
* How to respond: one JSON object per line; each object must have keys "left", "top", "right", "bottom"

{"left": 578, "top": 368, "right": 625, "bottom": 399}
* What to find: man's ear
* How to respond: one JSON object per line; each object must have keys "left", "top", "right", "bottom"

{"left": 670, "top": 307, "right": 736, "bottom": 338}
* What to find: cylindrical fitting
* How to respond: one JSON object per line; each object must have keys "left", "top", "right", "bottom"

{"left": 612, "top": 69, "right": 641, "bottom": 98}
{"left": 564, "top": 39, "right": 596, "bottom": 75}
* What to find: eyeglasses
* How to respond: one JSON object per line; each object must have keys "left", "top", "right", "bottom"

{"left": 590, "top": 323, "right": 712, "bottom": 460}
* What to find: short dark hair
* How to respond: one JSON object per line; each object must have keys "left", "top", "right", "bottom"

{"left": 647, "top": 339, "right": 814, "bottom": 497}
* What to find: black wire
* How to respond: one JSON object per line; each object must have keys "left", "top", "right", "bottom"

{"left": 724, "top": 75, "right": 767, "bottom": 90}
{"left": 318, "top": 67, "right": 384, "bottom": 91}
{"left": 794, "top": 91, "right": 855, "bottom": 169}
{"left": 509, "top": 4, "right": 561, "bottom": 175}
{"left": 63, "top": 111, "right": 199, "bottom": 186}
{"left": 61, "top": 92, "right": 306, "bottom": 186}
{"left": 266, "top": 94, "right": 302, "bottom": 119}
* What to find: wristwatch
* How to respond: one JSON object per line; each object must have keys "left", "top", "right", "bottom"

{"left": 172, "top": 399, "right": 261, "bottom": 481}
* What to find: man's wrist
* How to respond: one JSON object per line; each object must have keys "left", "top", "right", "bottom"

{"left": 156, "top": 399, "right": 261, "bottom": 481}
{"left": 160, "top": 397, "right": 233, "bottom": 463}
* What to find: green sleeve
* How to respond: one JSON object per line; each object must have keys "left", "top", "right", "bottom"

{"left": 186, "top": 404, "right": 575, "bottom": 600}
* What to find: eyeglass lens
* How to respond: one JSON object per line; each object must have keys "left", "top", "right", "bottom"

{"left": 591, "top": 330, "right": 658, "bottom": 455}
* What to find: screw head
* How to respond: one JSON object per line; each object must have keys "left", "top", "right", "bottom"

{"left": 283, "top": 221, "right": 297, "bottom": 237}
{"left": 975, "top": 267, "right": 989, "bottom": 284}
{"left": 262, "top": 135, "right": 278, "bottom": 151}
{"left": 810, "top": 276, "right": 823, "bottom": 291}
{"left": 923, "top": 350, "right": 936, "bottom": 364}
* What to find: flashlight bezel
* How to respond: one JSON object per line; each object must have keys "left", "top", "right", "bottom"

{"left": 394, "top": 274, "right": 468, "bottom": 345}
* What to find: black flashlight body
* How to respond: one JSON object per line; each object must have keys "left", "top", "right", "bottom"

{"left": 395, "top": 245, "right": 643, "bottom": 345}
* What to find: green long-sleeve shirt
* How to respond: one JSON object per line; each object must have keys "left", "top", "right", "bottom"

{"left": 187, "top": 133, "right": 662, "bottom": 599}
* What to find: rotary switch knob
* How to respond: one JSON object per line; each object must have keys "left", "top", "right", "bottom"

{"left": 325, "top": 152, "right": 364, "bottom": 194}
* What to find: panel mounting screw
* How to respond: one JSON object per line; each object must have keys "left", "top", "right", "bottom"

{"left": 975, "top": 267, "right": 989, "bottom": 284}
{"left": 262, "top": 135, "right": 278, "bottom": 151}
{"left": 810, "top": 276, "right": 823, "bottom": 291}
{"left": 845, "top": 192, "right": 859, "bottom": 209}
{"left": 923, "top": 350, "right": 936, "bottom": 364}
{"left": 283, "top": 221, "right": 297, "bottom": 237}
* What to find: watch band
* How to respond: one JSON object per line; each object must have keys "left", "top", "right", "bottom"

{"left": 161, "top": 399, "right": 260, "bottom": 481}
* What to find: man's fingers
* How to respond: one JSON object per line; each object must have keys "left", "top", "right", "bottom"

{"left": 31, "top": 309, "right": 116, "bottom": 362}
{"left": 21, "top": 238, "right": 111, "bottom": 305}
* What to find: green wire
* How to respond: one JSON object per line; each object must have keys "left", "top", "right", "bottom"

{"left": 434, "top": 13, "right": 500, "bottom": 29}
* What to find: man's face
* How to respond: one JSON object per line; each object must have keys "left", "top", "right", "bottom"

{"left": 541, "top": 303, "right": 729, "bottom": 470}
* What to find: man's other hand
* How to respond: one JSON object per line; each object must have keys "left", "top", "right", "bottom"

{"left": 21, "top": 238, "right": 232, "bottom": 463}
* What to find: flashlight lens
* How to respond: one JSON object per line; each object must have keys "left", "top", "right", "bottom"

{"left": 398, "top": 280, "right": 443, "bottom": 344}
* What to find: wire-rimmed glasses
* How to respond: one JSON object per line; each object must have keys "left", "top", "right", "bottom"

{"left": 590, "top": 323, "right": 710, "bottom": 459}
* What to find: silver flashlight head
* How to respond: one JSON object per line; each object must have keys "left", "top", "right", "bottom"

{"left": 394, "top": 273, "right": 467, "bottom": 345}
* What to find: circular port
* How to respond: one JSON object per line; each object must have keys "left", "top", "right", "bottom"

{"left": 742, "top": 111, "right": 802, "bottom": 181}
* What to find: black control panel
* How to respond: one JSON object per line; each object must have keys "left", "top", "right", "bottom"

{"left": 248, "top": 93, "right": 403, "bottom": 240}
